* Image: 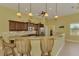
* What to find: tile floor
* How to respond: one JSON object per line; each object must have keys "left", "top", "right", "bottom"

{"left": 59, "top": 41, "right": 79, "bottom": 56}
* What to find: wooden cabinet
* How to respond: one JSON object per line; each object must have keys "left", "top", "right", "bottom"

{"left": 39, "top": 23, "right": 44, "bottom": 27}
{"left": 34, "top": 23, "right": 44, "bottom": 36}
{"left": 9, "top": 20, "right": 28, "bottom": 31}
{"left": 24, "top": 22, "right": 28, "bottom": 31}
{"left": 34, "top": 24, "right": 38, "bottom": 31}
{"left": 9, "top": 20, "right": 44, "bottom": 36}
{"left": 9, "top": 20, "right": 16, "bottom": 31}
{"left": 16, "top": 22, "right": 26, "bottom": 31}
{"left": 35, "top": 24, "right": 39, "bottom": 36}
{"left": 16, "top": 22, "right": 20, "bottom": 31}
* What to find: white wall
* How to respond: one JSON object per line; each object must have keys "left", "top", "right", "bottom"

{"left": 0, "top": 3, "right": 79, "bottom": 18}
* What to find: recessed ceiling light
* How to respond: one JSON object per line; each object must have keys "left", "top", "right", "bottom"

{"left": 25, "top": 8, "right": 28, "bottom": 11}
{"left": 49, "top": 8, "right": 52, "bottom": 10}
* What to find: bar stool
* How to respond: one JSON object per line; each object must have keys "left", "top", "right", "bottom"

{"left": 15, "top": 37, "right": 31, "bottom": 56}
{"left": 23, "top": 37, "right": 31, "bottom": 56}
{"left": 40, "top": 37, "right": 54, "bottom": 56}
{"left": 1, "top": 32, "right": 16, "bottom": 56}
{"left": 0, "top": 37, "right": 4, "bottom": 56}
{"left": 2, "top": 39, "right": 16, "bottom": 56}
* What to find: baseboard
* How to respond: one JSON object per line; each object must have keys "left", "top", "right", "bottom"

{"left": 56, "top": 41, "right": 65, "bottom": 56}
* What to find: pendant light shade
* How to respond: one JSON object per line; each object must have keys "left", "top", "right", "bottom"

{"left": 54, "top": 3, "right": 58, "bottom": 19}
{"left": 54, "top": 15, "right": 58, "bottom": 19}
{"left": 16, "top": 12, "right": 21, "bottom": 17}
{"left": 16, "top": 3, "right": 22, "bottom": 17}
{"left": 44, "top": 12, "right": 48, "bottom": 16}
{"left": 28, "top": 3, "right": 33, "bottom": 17}
{"left": 28, "top": 12, "right": 33, "bottom": 16}
{"left": 44, "top": 3, "right": 48, "bottom": 17}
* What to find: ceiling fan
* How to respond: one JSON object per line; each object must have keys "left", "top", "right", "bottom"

{"left": 38, "top": 11, "right": 46, "bottom": 17}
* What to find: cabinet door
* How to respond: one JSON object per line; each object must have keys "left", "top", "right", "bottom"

{"left": 16, "top": 22, "right": 24, "bottom": 31}
{"left": 34, "top": 24, "right": 38, "bottom": 31}
{"left": 9, "top": 21, "right": 16, "bottom": 31}
{"left": 16, "top": 22, "right": 20, "bottom": 31}
{"left": 39, "top": 24, "right": 44, "bottom": 27}
{"left": 24, "top": 22, "right": 28, "bottom": 31}
{"left": 20, "top": 22, "right": 26, "bottom": 31}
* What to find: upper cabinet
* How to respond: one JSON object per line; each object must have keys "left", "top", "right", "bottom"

{"left": 9, "top": 20, "right": 16, "bottom": 31}
{"left": 9, "top": 20, "right": 28, "bottom": 31}
{"left": 9, "top": 20, "right": 44, "bottom": 32}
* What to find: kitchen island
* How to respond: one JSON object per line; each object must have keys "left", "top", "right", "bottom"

{"left": 28, "top": 34, "right": 65, "bottom": 56}
{"left": 10, "top": 34, "right": 65, "bottom": 56}
{"left": 0, "top": 32, "right": 65, "bottom": 56}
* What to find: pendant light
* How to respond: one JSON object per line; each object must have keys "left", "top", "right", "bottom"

{"left": 44, "top": 2, "right": 48, "bottom": 17}
{"left": 16, "top": 3, "right": 22, "bottom": 17}
{"left": 54, "top": 3, "right": 58, "bottom": 19}
{"left": 28, "top": 2, "right": 33, "bottom": 17}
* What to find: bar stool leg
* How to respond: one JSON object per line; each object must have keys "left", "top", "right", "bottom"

{"left": 4, "top": 49, "right": 8, "bottom": 56}
{"left": 27, "top": 52, "right": 31, "bottom": 56}
{"left": 41, "top": 52, "right": 45, "bottom": 56}
{"left": 48, "top": 51, "right": 51, "bottom": 56}
{"left": 20, "top": 53, "right": 23, "bottom": 56}
{"left": 4, "top": 51, "right": 6, "bottom": 56}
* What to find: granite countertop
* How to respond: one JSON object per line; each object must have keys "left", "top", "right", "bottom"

{"left": 0, "top": 31, "right": 65, "bottom": 40}
{"left": 9, "top": 35, "right": 65, "bottom": 40}
{"left": 27, "top": 34, "right": 65, "bottom": 40}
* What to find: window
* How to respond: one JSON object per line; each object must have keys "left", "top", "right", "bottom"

{"left": 70, "top": 23, "right": 79, "bottom": 35}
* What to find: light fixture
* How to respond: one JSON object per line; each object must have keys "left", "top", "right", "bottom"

{"left": 16, "top": 12, "right": 21, "bottom": 17}
{"left": 54, "top": 15, "right": 58, "bottom": 19}
{"left": 44, "top": 3, "right": 48, "bottom": 17}
{"left": 44, "top": 12, "right": 48, "bottom": 16}
{"left": 28, "top": 12, "right": 33, "bottom": 16}
{"left": 49, "top": 8, "right": 52, "bottom": 10}
{"left": 28, "top": 3, "right": 33, "bottom": 17}
{"left": 54, "top": 3, "right": 58, "bottom": 19}
{"left": 16, "top": 3, "right": 22, "bottom": 17}
{"left": 25, "top": 8, "right": 28, "bottom": 12}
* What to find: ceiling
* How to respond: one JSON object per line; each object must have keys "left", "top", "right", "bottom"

{"left": 0, "top": 3, "right": 79, "bottom": 18}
